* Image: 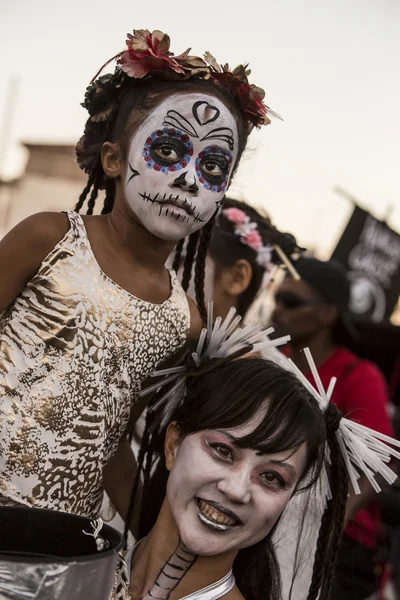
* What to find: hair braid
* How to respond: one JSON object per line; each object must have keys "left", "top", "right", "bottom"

{"left": 307, "top": 409, "right": 348, "bottom": 600}
{"left": 319, "top": 436, "right": 347, "bottom": 599}
{"left": 75, "top": 174, "right": 95, "bottom": 213}
{"left": 172, "top": 238, "right": 185, "bottom": 273}
{"left": 86, "top": 181, "right": 100, "bottom": 215}
{"left": 181, "top": 231, "right": 200, "bottom": 292}
{"left": 194, "top": 214, "right": 217, "bottom": 323}
{"left": 101, "top": 179, "right": 116, "bottom": 214}
{"left": 306, "top": 498, "right": 334, "bottom": 600}
{"left": 123, "top": 411, "right": 153, "bottom": 545}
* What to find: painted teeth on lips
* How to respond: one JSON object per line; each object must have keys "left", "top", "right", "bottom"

{"left": 197, "top": 499, "right": 240, "bottom": 526}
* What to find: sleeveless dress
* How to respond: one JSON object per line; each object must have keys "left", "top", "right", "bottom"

{"left": 0, "top": 211, "right": 190, "bottom": 516}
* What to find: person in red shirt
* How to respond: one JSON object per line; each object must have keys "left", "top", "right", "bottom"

{"left": 271, "top": 256, "right": 393, "bottom": 599}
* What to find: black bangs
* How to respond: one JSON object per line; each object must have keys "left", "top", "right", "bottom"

{"left": 175, "top": 357, "right": 326, "bottom": 486}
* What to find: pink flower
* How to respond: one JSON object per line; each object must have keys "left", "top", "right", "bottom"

{"left": 244, "top": 229, "right": 263, "bottom": 251}
{"left": 223, "top": 208, "right": 248, "bottom": 225}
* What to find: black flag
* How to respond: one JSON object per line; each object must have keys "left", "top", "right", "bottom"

{"left": 331, "top": 206, "right": 400, "bottom": 322}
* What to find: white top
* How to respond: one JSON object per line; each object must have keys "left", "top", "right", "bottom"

{"left": 0, "top": 211, "right": 190, "bottom": 516}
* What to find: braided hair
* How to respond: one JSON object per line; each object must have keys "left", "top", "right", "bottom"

{"left": 208, "top": 197, "right": 303, "bottom": 317}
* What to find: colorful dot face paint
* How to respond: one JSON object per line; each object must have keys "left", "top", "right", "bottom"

{"left": 143, "top": 128, "right": 194, "bottom": 174}
{"left": 123, "top": 93, "right": 239, "bottom": 241}
{"left": 195, "top": 146, "right": 233, "bottom": 193}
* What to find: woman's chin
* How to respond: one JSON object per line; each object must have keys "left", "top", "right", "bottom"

{"left": 179, "top": 522, "right": 231, "bottom": 557}
{"left": 180, "top": 534, "right": 221, "bottom": 557}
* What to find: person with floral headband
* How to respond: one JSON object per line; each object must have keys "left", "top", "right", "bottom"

{"left": 205, "top": 198, "right": 301, "bottom": 320}
{"left": 0, "top": 29, "right": 275, "bottom": 521}
{"left": 168, "top": 197, "right": 301, "bottom": 323}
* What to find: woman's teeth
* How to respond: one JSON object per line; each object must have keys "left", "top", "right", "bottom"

{"left": 197, "top": 499, "right": 237, "bottom": 527}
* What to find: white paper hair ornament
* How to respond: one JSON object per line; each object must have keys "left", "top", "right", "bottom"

{"left": 140, "top": 304, "right": 400, "bottom": 494}
{"left": 287, "top": 348, "right": 400, "bottom": 494}
{"left": 138, "top": 304, "right": 290, "bottom": 428}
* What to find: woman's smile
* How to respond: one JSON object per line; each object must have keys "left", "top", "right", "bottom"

{"left": 196, "top": 498, "right": 242, "bottom": 531}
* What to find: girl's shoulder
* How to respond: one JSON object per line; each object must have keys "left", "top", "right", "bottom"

{"left": 0, "top": 211, "right": 71, "bottom": 275}
{"left": 6, "top": 211, "right": 71, "bottom": 252}
{"left": 0, "top": 212, "right": 73, "bottom": 312}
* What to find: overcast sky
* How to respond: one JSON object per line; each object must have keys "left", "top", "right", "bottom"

{"left": 0, "top": 0, "right": 399, "bottom": 256}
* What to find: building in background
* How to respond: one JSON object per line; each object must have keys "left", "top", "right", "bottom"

{"left": 0, "top": 142, "right": 89, "bottom": 238}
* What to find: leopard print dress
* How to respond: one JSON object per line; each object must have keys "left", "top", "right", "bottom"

{"left": 0, "top": 211, "right": 190, "bottom": 516}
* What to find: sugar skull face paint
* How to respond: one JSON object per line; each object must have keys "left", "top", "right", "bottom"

{"left": 165, "top": 415, "right": 307, "bottom": 557}
{"left": 123, "top": 93, "right": 239, "bottom": 241}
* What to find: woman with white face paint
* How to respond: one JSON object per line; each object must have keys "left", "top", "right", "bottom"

{"left": 127, "top": 357, "right": 327, "bottom": 600}
{"left": 0, "top": 30, "right": 274, "bottom": 524}
{"left": 125, "top": 316, "right": 400, "bottom": 600}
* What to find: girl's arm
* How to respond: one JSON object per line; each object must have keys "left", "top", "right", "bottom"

{"left": 0, "top": 212, "right": 69, "bottom": 312}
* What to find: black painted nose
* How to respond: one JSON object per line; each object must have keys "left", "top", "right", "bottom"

{"left": 170, "top": 171, "right": 199, "bottom": 194}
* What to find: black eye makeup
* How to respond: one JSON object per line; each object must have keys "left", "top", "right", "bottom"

{"left": 260, "top": 471, "right": 287, "bottom": 490}
{"left": 209, "top": 442, "right": 235, "bottom": 462}
{"left": 195, "top": 146, "right": 233, "bottom": 193}
{"left": 142, "top": 128, "right": 194, "bottom": 174}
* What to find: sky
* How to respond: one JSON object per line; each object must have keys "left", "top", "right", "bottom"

{"left": 0, "top": 0, "right": 399, "bottom": 257}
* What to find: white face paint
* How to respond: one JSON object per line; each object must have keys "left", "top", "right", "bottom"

{"left": 123, "top": 93, "right": 239, "bottom": 241}
{"left": 166, "top": 414, "right": 307, "bottom": 557}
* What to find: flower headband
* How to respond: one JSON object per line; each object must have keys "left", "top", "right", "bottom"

{"left": 222, "top": 207, "right": 273, "bottom": 270}
{"left": 77, "top": 29, "right": 280, "bottom": 178}
{"left": 221, "top": 206, "right": 303, "bottom": 279}
{"left": 91, "top": 29, "right": 276, "bottom": 129}
{"left": 139, "top": 304, "right": 400, "bottom": 499}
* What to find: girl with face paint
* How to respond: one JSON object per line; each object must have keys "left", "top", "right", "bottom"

{"left": 0, "top": 31, "right": 274, "bottom": 525}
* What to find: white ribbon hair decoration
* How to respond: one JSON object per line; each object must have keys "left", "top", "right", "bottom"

{"left": 286, "top": 348, "right": 400, "bottom": 494}
{"left": 138, "top": 303, "right": 290, "bottom": 429}
{"left": 140, "top": 304, "right": 400, "bottom": 495}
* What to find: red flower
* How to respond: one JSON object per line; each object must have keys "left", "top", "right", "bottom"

{"left": 118, "top": 29, "right": 209, "bottom": 80}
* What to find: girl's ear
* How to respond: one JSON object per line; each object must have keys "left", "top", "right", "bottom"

{"left": 101, "top": 141, "right": 123, "bottom": 179}
{"left": 164, "top": 421, "right": 180, "bottom": 471}
{"left": 220, "top": 259, "right": 253, "bottom": 297}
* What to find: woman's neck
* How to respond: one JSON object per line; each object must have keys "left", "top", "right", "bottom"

{"left": 130, "top": 503, "right": 236, "bottom": 600}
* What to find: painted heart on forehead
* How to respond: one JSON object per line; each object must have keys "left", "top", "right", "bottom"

{"left": 192, "top": 101, "right": 220, "bottom": 126}
{"left": 123, "top": 93, "right": 239, "bottom": 241}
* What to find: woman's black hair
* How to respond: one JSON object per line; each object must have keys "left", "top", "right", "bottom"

{"left": 128, "top": 357, "right": 339, "bottom": 600}
{"left": 208, "top": 197, "right": 302, "bottom": 317}
{"left": 306, "top": 403, "right": 348, "bottom": 600}
{"left": 76, "top": 76, "right": 249, "bottom": 323}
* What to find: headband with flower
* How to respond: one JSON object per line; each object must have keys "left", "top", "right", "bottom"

{"left": 222, "top": 207, "right": 273, "bottom": 270}
{"left": 92, "top": 29, "right": 277, "bottom": 129}
{"left": 221, "top": 206, "right": 304, "bottom": 279}
{"left": 76, "top": 29, "right": 280, "bottom": 176}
